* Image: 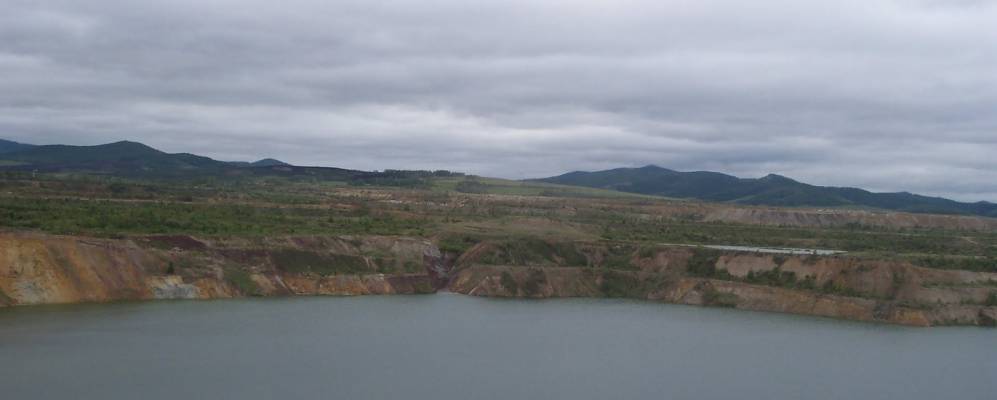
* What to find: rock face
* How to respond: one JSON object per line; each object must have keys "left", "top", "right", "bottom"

{"left": 2, "top": 232, "right": 995, "bottom": 327}
{"left": 448, "top": 243, "right": 997, "bottom": 327}
{"left": 0, "top": 232, "right": 439, "bottom": 306}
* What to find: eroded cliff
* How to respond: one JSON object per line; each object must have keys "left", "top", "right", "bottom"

{"left": 448, "top": 240, "right": 997, "bottom": 327}
{"left": 0, "top": 232, "right": 438, "bottom": 306}
{"left": 2, "top": 232, "right": 995, "bottom": 327}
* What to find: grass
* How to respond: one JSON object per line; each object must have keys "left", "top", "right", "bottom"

{"left": 745, "top": 268, "right": 816, "bottom": 290}
{"left": 223, "top": 268, "right": 260, "bottom": 296}
{"left": 428, "top": 176, "right": 653, "bottom": 199}
{"left": 437, "top": 234, "right": 482, "bottom": 254}
{"left": 2, "top": 173, "right": 996, "bottom": 276}
{"left": 702, "top": 286, "right": 738, "bottom": 308}
{"left": 910, "top": 255, "right": 997, "bottom": 273}
{"left": 270, "top": 249, "right": 369, "bottom": 275}
{"left": 599, "top": 270, "right": 643, "bottom": 298}
{"left": 500, "top": 271, "right": 519, "bottom": 293}
{"left": 522, "top": 269, "right": 547, "bottom": 296}
{"left": 478, "top": 238, "right": 589, "bottom": 266}
{"left": 0, "top": 196, "right": 431, "bottom": 237}
{"left": 685, "top": 248, "right": 725, "bottom": 278}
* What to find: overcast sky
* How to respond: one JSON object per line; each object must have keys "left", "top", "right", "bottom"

{"left": 2, "top": 0, "right": 996, "bottom": 201}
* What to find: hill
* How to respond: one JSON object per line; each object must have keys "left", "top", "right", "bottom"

{"left": 0, "top": 139, "right": 35, "bottom": 154}
{"left": 537, "top": 165, "right": 997, "bottom": 217}
{"left": 0, "top": 139, "right": 413, "bottom": 183}
{"left": 0, "top": 140, "right": 227, "bottom": 175}
{"left": 250, "top": 158, "right": 290, "bottom": 167}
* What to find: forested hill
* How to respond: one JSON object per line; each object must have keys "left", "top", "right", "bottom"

{"left": 0, "top": 139, "right": 35, "bottom": 154}
{"left": 0, "top": 139, "right": 462, "bottom": 185}
{"left": 537, "top": 165, "right": 997, "bottom": 217}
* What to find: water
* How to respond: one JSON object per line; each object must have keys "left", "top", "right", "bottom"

{"left": 0, "top": 294, "right": 994, "bottom": 400}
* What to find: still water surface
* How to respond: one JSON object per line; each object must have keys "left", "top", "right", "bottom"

{"left": 1, "top": 294, "right": 994, "bottom": 400}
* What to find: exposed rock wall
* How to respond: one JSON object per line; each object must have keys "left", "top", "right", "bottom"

{"left": 0, "top": 232, "right": 438, "bottom": 307}
{"left": 448, "top": 244, "right": 997, "bottom": 327}
{"left": 2, "top": 232, "right": 994, "bottom": 327}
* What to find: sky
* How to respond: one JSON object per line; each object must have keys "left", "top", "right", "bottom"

{"left": 1, "top": 0, "right": 996, "bottom": 201}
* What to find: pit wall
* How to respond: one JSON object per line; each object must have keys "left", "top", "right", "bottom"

{"left": 448, "top": 243, "right": 997, "bottom": 327}
{"left": 0, "top": 232, "right": 437, "bottom": 307}
{"left": 2, "top": 232, "right": 995, "bottom": 327}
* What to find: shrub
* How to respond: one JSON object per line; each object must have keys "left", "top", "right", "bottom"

{"left": 686, "top": 249, "right": 728, "bottom": 279}
{"left": 820, "top": 280, "right": 865, "bottom": 297}
{"left": 403, "top": 260, "right": 424, "bottom": 274}
{"left": 271, "top": 249, "right": 368, "bottom": 275}
{"left": 522, "top": 269, "right": 547, "bottom": 296}
{"left": 500, "top": 271, "right": 519, "bottom": 293}
{"left": 745, "top": 267, "right": 799, "bottom": 288}
{"left": 438, "top": 235, "right": 480, "bottom": 254}
{"left": 224, "top": 268, "right": 260, "bottom": 296}
{"left": 454, "top": 180, "right": 490, "bottom": 194}
{"left": 702, "top": 286, "right": 737, "bottom": 308}
{"left": 480, "top": 238, "right": 587, "bottom": 266}
{"left": 600, "top": 270, "right": 641, "bottom": 298}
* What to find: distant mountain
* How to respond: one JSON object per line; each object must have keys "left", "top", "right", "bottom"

{"left": 0, "top": 139, "right": 357, "bottom": 180}
{"left": 0, "top": 140, "right": 224, "bottom": 174}
{"left": 0, "top": 139, "right": 35, "bottom": 154}
{"left": 537, "top": 165, "right": 997, "bottom": 217}
{"left": 251, "top": 158, "right": 290, "bottom": 167}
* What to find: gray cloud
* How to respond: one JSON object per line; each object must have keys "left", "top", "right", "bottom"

{"left": 2, "top": 0, "right": 996, "bottom": 201}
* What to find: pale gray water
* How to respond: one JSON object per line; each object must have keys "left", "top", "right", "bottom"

{"left": 0, "top": 294, "right": 994, "bottom": 400}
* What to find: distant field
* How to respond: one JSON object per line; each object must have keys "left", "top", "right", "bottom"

{"left": 1, "top": 173, "right": 995, "bottom": 272}
{"left": 428, "top": 176, "right": 658, "bottom": 199}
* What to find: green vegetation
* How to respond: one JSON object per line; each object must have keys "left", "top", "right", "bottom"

{"left": 702, "top": 286, "right": 738, "bottom": 308}
{"left": 599, "top": 270, "right": 642, "bottom": 298}
{"left": 0, "top": 197, "right": 430, "bottom": 237}
{"left": 224, "top": 268, "right": 260, "bottom": 296}
{"left": 819, "top": 280, "right": 866, "bottom": 298}
{"left": 430, "top": 176, "right": 650, "bottom": 199}
{"left": 912, "top": 256, "right": 997, "bottom": 273}
{"left": 685, "top": 249, "right": 726, "bottom": 278}
{"left": 2, "top": 170, "right": 996, "bottom": 278}
{"left": 479, "top": 238, "right": 589, "bottom": 266}
{"left": 402, "top": 260, "right": 424, "bottom": 274}
{"left": 437, "top": 235, "right": 481, "bottom": 254}
{"left": 500, "top": 271, "right": 519, "bottom": 293}
{"left": 745, "top": 268, "right": 816, "bottom": 290}
{"left": 454, "top": 180, "right": 490, "bottom": 194}
{"left": 522, "top": 269, "right": 547, "bottom": 296}
{"left": 539, "top": 165, "right": 997, "bottom": 217}
{"left": 986, "top": 292, "right": 997, "bottom": 307}
{"left": 271, "top": 250, "right": 369, "bottom": 275}
{"left": 0, "top": 138, "right": 34, "bottom": 154}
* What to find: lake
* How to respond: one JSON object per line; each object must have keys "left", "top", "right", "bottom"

{"left": 1, "top": 294, "right": 994, "bottom": 400}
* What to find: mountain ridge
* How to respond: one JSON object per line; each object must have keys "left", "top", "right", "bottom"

{"left": 0, "top": 139, "right": 360, "bottom": 180}
{"left": 3, "top": 139, "right": 994, "bottom": 217}
{"left": 0, "top": 139, "right": 36, "bottom": 154}
{"left": 536, "top": 165, "right": 997, "bottom": 217}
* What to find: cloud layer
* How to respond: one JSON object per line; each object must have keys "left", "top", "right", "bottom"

{"left": 2, "top": 0, "right": 996, "bottom": 200}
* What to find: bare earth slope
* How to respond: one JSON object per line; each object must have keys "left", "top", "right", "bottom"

{"left": 2, "top": 231, "right": 994, "bottom": 327}
{"left": 0, "top": 232, "right": 438, "bottom": 306}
